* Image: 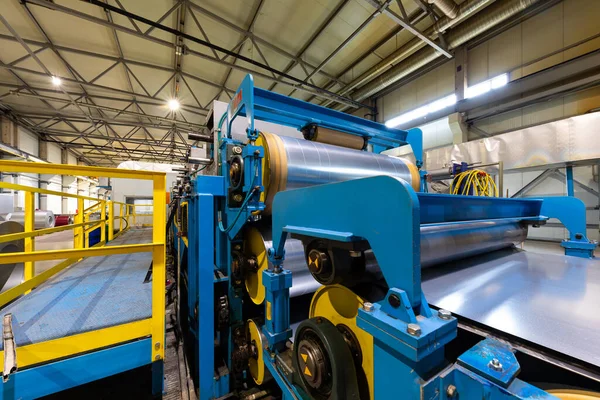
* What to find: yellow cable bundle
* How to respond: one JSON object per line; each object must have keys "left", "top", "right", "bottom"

{"left": 451, "top": 169, "right": 498, "bottom": 197}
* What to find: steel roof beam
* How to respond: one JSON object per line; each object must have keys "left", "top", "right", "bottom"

{"left": 268, "top": 0, "right": 351, "bottom": 93}
{"left": 362, "top": 0, "right": 451, "bottom": 57}
{"left": 6, "top": 91, "right": 204, "bottom": 129}
{"left": 21, "top": 0, "right": 370, "bottom": 109}
{"left": 286, "top": 0, "right": 395, "bottom": 98}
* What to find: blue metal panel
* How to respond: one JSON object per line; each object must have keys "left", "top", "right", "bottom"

{"left": 220, "top": 74, "right": 410, "bottom": 148}
{"left": 566, "top": 166, "right": 574, "bottom": 197}
{"left": 0, "top": 339, "right": 151, "bottom": 399}
{"left": 195, "top": 192, "right": 217, "bottom": 399}
{"left": 227, "top": 74, "right": 257, "bottom": 140}
{"left": 406, "top": 127, "right": 423, "bottom": 166}
{"left": 262, "top": 270, "right": 292, "bottom": 347}
{"left": 538, "top": 196, "right": 596, "bottom": 258}
{"left": 418, "top": 193, "right": 543, "bottom": 224}
{"left": 271, "top": 175, "right": 422, "bottom": 307}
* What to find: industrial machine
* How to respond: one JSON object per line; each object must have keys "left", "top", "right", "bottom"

{"left": 171, "top": 75, "right": 599, "bottom": 400}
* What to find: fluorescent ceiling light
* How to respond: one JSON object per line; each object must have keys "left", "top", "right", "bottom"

{"left": 465, "top": 73, "right": 508, "bottom": 99}
{"left": 385, "top": 94, "right": 456, "bottom": 128}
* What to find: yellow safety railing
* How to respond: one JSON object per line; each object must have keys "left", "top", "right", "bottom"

{"left": 0, "top": 160, "right": 166, "bottom": 368}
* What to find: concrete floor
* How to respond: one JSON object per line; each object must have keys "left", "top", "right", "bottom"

{"left": 34, "top": 230, "right": 75, "bottom": 274}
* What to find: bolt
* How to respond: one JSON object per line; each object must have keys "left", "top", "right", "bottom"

{"left": 407, "top": 323, "right": 421, "bottom": 336}
{"left": 489, "top": 358, "right": 503, "bottom": 371}
{"left": 438, "top": 309, "right": 452, "bottom": 320}
{"left": 446, "top": 384, "right": 457, "bottom": 397}
{"left": 232, "top": 146, "right": 242, "bottom": 154}
{"left": 233, "top": 194, "right": 243, "bottom": 202}
{"left": 388, "top": 294, "right": 401, "bottom": 308}
{"left": 154, "top": 342, "right": 160, "bottom": 350}
{"left": 349, "top": 250, "right": 361, "bottom": 257}
{"left": 363, "top": 302, "right": 374, "bottom": 312}
{"left": 155, "top": 355, "right": 161, "bottom": 361}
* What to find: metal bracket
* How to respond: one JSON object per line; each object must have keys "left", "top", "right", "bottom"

{"left": 2, "top": 314, "right": 17, "bottom": 382}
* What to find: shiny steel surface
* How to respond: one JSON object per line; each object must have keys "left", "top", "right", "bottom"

{"left": 279, "top": 135, "right": 417, "bottom": 191}
{"left": 258, "top": 220, "right": 525, "bottom": 297}
{"left": 6, "top": 210, "right": 55, "bottom": 229}
{"left": 421, "top": 220, "right": 527, "bottom": 268}
{"left": 422, "top": 249, "right": 600, "bottom": 368}
{"left": 259, "top": 229, "right": 321, "bottom": 298}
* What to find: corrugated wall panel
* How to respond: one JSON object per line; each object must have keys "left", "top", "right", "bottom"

{"left": 380, "top": 61, "right": 454, "bottom": 121}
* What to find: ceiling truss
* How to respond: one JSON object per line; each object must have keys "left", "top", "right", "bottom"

{"left": 0, "top": 0, "right": 452, "bottom": 166}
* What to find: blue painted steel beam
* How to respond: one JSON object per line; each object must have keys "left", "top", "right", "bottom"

{"left": 271, "top": 176, "right": 421, "bottom": 306}
{"left": 417, "top": 193, "right": 543, "bottom": 224}
{"left": 566, "top": 166, "right": 575, "bottom": 197}
{"left": 0, "top": 339, "right": 151, "bottom": 399}
{"left": 226, "top": 75, "right": 409, "bottom": 146}
{"left": 191, "top": 175, "right": 226, "bottom": 400}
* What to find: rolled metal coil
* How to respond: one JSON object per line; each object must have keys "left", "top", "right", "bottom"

{"left": 54, "top": 215, "right": 72, "bottom": 227}
{"left": 5, "top": 210, "right": 55, "bottom": 229}
{"left": 256, "top": 132, "right": 420, "bottom": 213}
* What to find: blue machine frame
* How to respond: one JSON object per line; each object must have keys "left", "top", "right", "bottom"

{"left": 183, "top": 74, "right": 596, "bottom": 399}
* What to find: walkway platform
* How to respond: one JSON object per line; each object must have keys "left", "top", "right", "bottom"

{"left": 0, "top": 228, "right": 153, "bottom": 349}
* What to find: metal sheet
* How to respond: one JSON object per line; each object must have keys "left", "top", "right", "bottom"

{"left": 257, "top": 220, "right": 525, "bottom": 297}
{"left": 425, "top": 112, "right": 600, "bottom": 172}
{"left": 278, "top": 135, "right": 418, "bottom": 191}
{"left": 422, "top": 249, "right": 600, "bottom": 368}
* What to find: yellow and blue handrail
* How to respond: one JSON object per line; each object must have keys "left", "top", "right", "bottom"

{"left": 0, "top": 160, "right": 166, "bottom": 368}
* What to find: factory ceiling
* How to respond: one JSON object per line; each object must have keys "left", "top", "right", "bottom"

{"left": 0, "top": 0, "right": 467, "bottom": 166}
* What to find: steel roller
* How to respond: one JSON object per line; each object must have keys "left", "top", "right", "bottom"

{"left": 245, "top": 220, "right": 527, "bottom": 303}
{"left": 256, "top": 132, "right": 420, "bottom": 213}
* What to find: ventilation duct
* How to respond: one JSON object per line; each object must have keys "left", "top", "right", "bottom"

{"left": 342, "top": 0, "right": 541, "bottom": 107}
{"left": 321, "top": 0, "right": 495, "bottom": 108}
{"left": 429, "top": 0, "right": 459, "bottom": 19}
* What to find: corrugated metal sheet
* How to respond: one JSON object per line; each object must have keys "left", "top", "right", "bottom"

{"left": 426, "top": 111, "right": 600, "bottom": 171}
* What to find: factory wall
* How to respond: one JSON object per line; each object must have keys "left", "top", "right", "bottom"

{"left": 373, "top": 0, "right": 600, "bottom": 242}
{"left": 377, "top": 0, "right": 600, "bottom": 145}
{"left": 40, "top": 142, "right": 63, "bottom": 215}
{"left": 15, "top": 127, "right": 40, "bottom": 210}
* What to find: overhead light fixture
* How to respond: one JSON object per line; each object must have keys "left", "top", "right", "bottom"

{"left": 465, "top": 73, "right": 508, "bottom": 99}
{"left": 168, "top": 99, "right": 180, "bottom": 111}
{"left": 385, "top": 94, "right": 457, "bottom": 128}
{"left": 51, "top": 76, "right": 62, "bottom": 86}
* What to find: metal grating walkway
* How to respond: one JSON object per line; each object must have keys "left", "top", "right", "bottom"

{"left": 0, "top": 229, "right": 153, "bottom": 349}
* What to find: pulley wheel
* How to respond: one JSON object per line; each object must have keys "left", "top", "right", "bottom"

{"left": 293, "top": 317, "right": 361, "bottom": 400}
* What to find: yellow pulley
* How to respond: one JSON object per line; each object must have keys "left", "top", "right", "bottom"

{"left": 309, "top": 284, "right": 374, "bottom": 400}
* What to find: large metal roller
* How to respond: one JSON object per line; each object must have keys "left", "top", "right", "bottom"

{"left": 256, "top": 132, "right": 420, "bottom": 213}
{"left": 420, "top": 220, "right": 527, "bottom": 268}
{"left": 245, "top": 220, "right": 527, "bottom": 303}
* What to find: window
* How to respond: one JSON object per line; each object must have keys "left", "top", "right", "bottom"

{"left": 384, "top": 73, "right": 509, "bottom": 129}
{"left": 385, "top": 94, "right": 457, "bottom": 128}
{"left": 465, "top": 73, "right": 508, "bottom": 99}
